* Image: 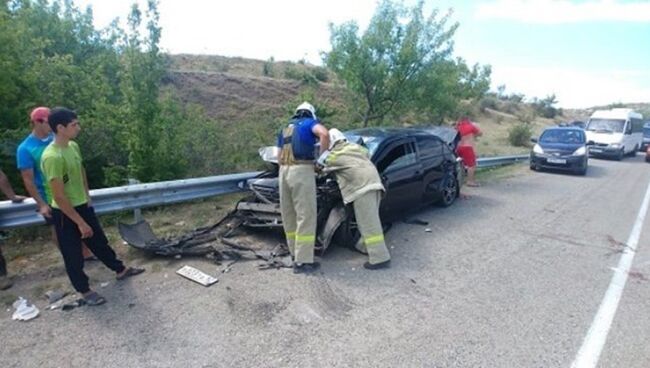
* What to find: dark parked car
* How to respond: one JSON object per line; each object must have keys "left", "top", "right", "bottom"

{"left": 530, "top": 126, "right": 589, "bottom": 175}
{"left": 238, "top": 127, "right": 464, "bottom": 253}
{"left": 567, "top": 120, "right": 586, "bottom": 130}
{"left": 641, "top": 122, "right": 650, "bottom": 151}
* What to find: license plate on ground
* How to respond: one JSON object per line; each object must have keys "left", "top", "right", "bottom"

{"left": 176, "top": 265, "right": 218, "bottom": 286}
{"left": 547, "top": 158, "right": 566, "bottom": 164}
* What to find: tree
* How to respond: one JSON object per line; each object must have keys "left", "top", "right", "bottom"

{"left": 120, "top": 0, "right": 171, "bottom": 182}
{"left": 325, "top": 0, "right": 461, "bottom": 126}
{"left": 532, "top": 94, "right": 559, "bottom": 118}
{"left": 0, "top": 0, "right": 213, "bottom": 189}
{"left": 410, "top": 57, "right": 491, "bottom": 123}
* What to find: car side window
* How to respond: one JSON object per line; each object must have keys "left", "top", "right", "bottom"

{"left": 416, "top": 136, "right": 443, "bottom": 165}
{"left": 377, "top": 142, "right": 417, "bottom": 173}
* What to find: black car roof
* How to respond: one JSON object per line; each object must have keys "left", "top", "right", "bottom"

{"left": 346, "top": 126, "right": 454, "bottom": 142}
{"left": 347, "top": 127, "right": 426, "bottom": 137}
{"left": 544, "top": 125, "right": 584, "bottom": 132}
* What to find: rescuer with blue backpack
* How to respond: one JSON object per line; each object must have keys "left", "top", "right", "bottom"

{"left": 277, "top": 102, "right": 329, "bottom": 274}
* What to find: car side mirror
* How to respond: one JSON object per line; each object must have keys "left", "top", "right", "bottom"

{"left": 530, "top": 138, "right": 538, "bottom": 143}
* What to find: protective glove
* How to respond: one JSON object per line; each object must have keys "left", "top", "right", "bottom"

{"left": 316, "top": 150, "right": 331, "bottom": 168}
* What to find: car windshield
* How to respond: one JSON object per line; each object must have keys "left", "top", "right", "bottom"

{"left": 539, "top": 129, "right": 585, "bottom": 144}
{"left": 569, "top": 121, "right": 585, "bottom": 129}
{"left": 344, "top": 133, "right": 381, "bottom": 156}
{"left": 586, "top": 118, "right": 625, "bottom": 133}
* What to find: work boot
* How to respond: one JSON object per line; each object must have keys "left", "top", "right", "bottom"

{"left": 0, "top": 275, "right": 13, "bottom": 290}
{"left": 363, "top": 260, "right": 391, "bottom": 270}
{"left": 293, "top": 262, "right": 321, "bottom": 274}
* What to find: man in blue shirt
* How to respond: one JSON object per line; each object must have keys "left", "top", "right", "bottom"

{"left": 17, "top": 107, "right": 54, "bottom": 218}
{"left": 277, "top": 102, "right": 329, "bottom": 274}
{"left": 17, "top": 107, "right": 93, "bottom": 259}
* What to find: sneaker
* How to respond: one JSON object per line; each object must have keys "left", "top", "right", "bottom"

{"left": 293, "top": 262, "right": 321, "bottom": 274}
{"left": 0, "top": 275, "right": 13, "bottom": 290}
{"left": 363, "top": 260, "right": 391, "bottom": 270}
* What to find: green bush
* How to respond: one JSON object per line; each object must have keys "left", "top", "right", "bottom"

{"left": 312, "top": 67, "right": 329, "bottom": 82}
{"left": 263, "top": 57, "right": 274, "bottom": 77}
{"left": 284, "top": 65, "right": 319, "bottom": 86}
{"left": 284, "top": 65, "right": 303, "bottom": 80}
{"left": 508, "top": 123, "right": 532, "bottom": 147}
{"left": 479, "top": 96, "right": 498, "bottom": 112}
{"left": 504, "top": 101, "right": 519, "bottom": 114}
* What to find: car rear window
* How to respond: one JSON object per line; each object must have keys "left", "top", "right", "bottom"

{"left": 540, "top": 129, "right": 585, "bottom": 144}
{"left": 344, "top": 133, "right": 381, "bottom": 156}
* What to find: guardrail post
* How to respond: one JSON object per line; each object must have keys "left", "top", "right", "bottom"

{"left": 127, "top": 178, "right": 142, "bottom": 223}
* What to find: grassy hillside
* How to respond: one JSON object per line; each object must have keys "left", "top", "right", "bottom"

{"left": 165, "top": 54, "right": 648, "bottom": 158}
{"left": 165, "top": 54, "right": 347, "bottom": 123}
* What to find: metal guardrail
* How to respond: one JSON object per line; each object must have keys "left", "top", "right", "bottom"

{"left": 0, "top": 171, "right": 261, "bottom": 230}
{"left": 477, "top": 154, "right": 529, "bottom": 168}
{"left": 0, "top": 154, "right": 529, "bottom": 230}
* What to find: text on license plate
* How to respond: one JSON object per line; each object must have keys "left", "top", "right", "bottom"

{"left": 547, "top": 158, "right": 566, "bottom": 164}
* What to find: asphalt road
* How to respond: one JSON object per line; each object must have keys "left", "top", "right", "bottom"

{"left": 2, "top": 154, "right": 650, "bottom": 368}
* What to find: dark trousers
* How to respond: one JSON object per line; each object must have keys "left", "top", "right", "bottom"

{"left": 0, "top": 245, "right": 6, "bottom": 276}
{"left": 52, "top": 204, "right": 125, "bottom": 293}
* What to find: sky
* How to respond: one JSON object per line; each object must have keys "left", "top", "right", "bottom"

{"left": 73, "top": 0, "right": 650, "bottom": 109}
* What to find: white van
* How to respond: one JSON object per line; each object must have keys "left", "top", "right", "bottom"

{"left": 585, "top": 108, "right": 645, "bottom": 160}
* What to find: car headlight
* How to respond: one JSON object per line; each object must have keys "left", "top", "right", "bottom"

{"left": 610, "top": 143, "right": 620, "bottom": 148}
{"left": 572, "top": 146, "right": 587, "bottom": 156}
{"left": 533, "top": 144, "right": 544, "bottom": 154}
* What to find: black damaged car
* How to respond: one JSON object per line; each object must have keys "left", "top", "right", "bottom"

{"left": 237, "top": 126, "right": 464, "bottom": 253}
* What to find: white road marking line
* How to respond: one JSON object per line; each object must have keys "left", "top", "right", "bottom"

{"left": 571, "top": 179, "right": 650, "bottom": 368}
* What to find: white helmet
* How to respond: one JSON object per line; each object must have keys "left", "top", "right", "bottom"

{"left": 295, "top": 101, "right": 317, "bottom": 119}
{"left": 329, "top": 128, "right": 347, "bottom": 149}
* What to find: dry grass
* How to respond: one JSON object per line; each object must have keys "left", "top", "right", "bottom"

{"left": 474, "top": 106, "right": 555, "bottom": 157}
{"left": 168, "top": 54, "right": 334, "bottom": 81}
{"left": 476, "top": 162, "right": 529, "bottom": 182}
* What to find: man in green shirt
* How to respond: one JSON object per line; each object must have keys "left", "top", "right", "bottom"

{"left": 42, "top": 107, "right": 144, "bottom": 305}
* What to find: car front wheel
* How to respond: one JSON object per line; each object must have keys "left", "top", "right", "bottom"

{"left": 438, "top": 173, "right": 459, "bottom": 207}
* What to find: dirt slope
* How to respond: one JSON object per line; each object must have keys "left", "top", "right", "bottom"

{"left": 164, "top": 70, "right": 346, "bottom": 122}
{"left": 165, "top": 54, "right": 347, "bottom": 122}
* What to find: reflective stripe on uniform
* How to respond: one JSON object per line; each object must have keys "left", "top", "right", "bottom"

{"left": 327, "top": 144, "right": 368, "bottom": 165}
{"left": 285, "top": 231, "right": 296, "bottom": 238}
{"left": 295, "top": 234, "right": 316, "bottom": 243}
{"left": 364, "top": 234, "right": 385, "bottom": 246}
